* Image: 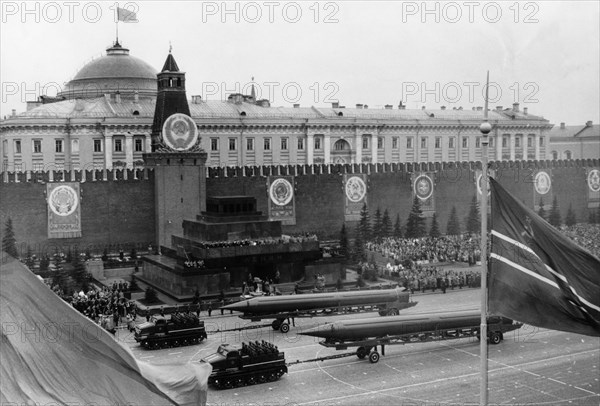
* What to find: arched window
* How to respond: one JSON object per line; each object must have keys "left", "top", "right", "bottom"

{"left": 565, "top": 150, "right": 572, "bottom": 160}
{"left": 334, "top": 139, "right": 349, "bottom": 151}
{"left": 551, "top": 151, "right": 558, "bottom": 160}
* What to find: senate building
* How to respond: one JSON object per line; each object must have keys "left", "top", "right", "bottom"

{"left": 1, "top": 41, "right": 555, "bottom": 173}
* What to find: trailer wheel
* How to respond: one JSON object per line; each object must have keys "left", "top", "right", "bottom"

{"left": 489, "top": 331, "right": 502, "bottom": 345}
{"left": 369, "top": 351, "right": 380, "bottom": 364}
{"left": 356, "top": 347, "right": 368, "bottom": 359}
{"left": 280, "top": 323, "right": 290, "bottom": 333}
{"left": 387, "top": 308, "right": 399, "bottom": 316}
{"left": 272, "top": 320, "right": 281, "bottom": 330}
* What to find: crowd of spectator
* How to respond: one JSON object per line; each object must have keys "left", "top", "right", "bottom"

{"left": 194, "top": 234, "right": 318, "bottom": 250}
{"left": 366, "top": 234, "right": 482, "bottom": 265}
{"left": 561, "top": 224, "right": 600, "bottom": 258}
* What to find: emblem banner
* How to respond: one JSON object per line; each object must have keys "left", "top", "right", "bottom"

{"left": 47, "top": 182, "right": 82, "bottom": 239}
{"left": 533, "top": 170, "right": 553, "bottom": 211}
{"left": 412, "top": 172, "right": 435, "bottom": 216}
{"left": 344, "top": 174, "right": 367, "bottom": 221}
{"left": 268, "top": 176, "right": 296, "bottom": 225}
{"left": 587, "top": 168, "right": 600, "bottom": 209}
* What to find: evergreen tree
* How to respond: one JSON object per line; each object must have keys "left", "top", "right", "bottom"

{"left": 39, "top": 255, "right": 50, "bottom": 272}
{"left": 393, "top": 214, "right": 403, "bottom": 238}
{"left": 339, "top": 224, "right": 349, "bottom": 260}
{"left": 2, "top": 218, "right": 19, "bottom": 259}
{"left": 548, "top": 195, "right": 562, "bottom": 227}
{"left": 429, "top": 212, "right": 441, "bottom": 238}
{"left": 405, "top": 197, "right": 427, "bottom": 238}
{"left": 372, "top": 207, "right": 383, "bottom": 242}
{"left": 565, "top": 203, "right": 577, "bottom": 226}
{"left": 53, "top": 254, "right": 71, "bottom": 295}
{"left": 446, "top": 206, "right": 461, "bottom": 235}
{"left": 466, "top": 195, "right": 481, "bottom": 234}
{"left": 358, "top": 203, "right": 371, "bottom": 242}
{"left": 353, "top": 223, "right": 366, "bottom": 262}
{"left": 537, "top": 197, "right": 546, "bottom": 221}
{"left": 588, "top": 210, "right": 596, "bottom": 224}
{"left": 71, "top": 249, "right": 87, "bottom": 287}
{"left": 381, "top": 209, "right": 392, "bottom": 239}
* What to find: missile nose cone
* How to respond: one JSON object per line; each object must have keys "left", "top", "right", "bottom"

{"left": 299, "top": 323, "right": 338, "bottom": 338}
{"left": 221, "top": 300, "right": 246, "bottom": 311}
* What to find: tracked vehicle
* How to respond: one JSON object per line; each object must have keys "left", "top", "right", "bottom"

{"left": 201, "top": 341, "right": 287, "bottom": 389}
{"left": 134, "top": 314, "right": 207, "bottom": 349}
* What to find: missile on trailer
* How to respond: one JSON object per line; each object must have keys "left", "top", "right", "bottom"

{"left": 222, "top": 287, "right": 415, "bottom": 320}
{"left": 299, "top": 309, "right": 521, "bottom": 343}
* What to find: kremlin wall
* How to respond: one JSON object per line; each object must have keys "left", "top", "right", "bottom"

{"left": 1, "top": 158, "right": 598, "bottom": 257}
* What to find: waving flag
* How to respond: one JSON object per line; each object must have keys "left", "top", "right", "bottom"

{"left": 488, "top": 178, "right": 600, "bottom": 336}
{"left": 117, "top": 7, "right": 137, "bottom": 22}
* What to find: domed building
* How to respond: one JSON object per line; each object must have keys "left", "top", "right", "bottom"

{"left": 58, "top": 42, "right": 158, "bottom": 101}
{"left": 1, "top": 41, "right": 552, "bottom": 174}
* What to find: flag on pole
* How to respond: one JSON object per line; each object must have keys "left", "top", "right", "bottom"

{"left": 117, "top": 7, "right": 138, "bottom": 22}
{"left": 489, "top": 178, "right": 600, "bottom": 336}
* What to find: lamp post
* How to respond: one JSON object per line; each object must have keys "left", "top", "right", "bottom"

{"left": 479, "top": 72, "right": 492, "bottom": 406}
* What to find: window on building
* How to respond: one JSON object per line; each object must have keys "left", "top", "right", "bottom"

{"left": 502, "top": 136, "right": 508, "bottom": 148}
{"left": 476, "top": 137, "right": 481, "bottom": 148}
{"left": 449, "top": 137, "right": 455, "bottom": 148}
{"left": 362, "top": 136, "right": 369, "bottom": 149}
{"left": 540, "top": 137, "right": 544, "bottom": 147}
{"left": 281, "top": 138, "right": 288, "bottom": 151}
{"left": 489, "top": 137, "right": 494, "bottom": 147}
{"left": 55, "top": 139, "right": 63, "bottom": 153}
{"left": 114, "top": 139, "right": 122, "bottom": 152}
{"left": 33, "top": 139, "right": 42, "bottom": 153}
{"left": 246, "top": 138, "right": 254, "bottom": 151}
{"left": 135, "top": 138, "right": 143, "bottom": 152}
{"left": 435, "top": 137, "right": 441, "bottom": 149}
{"left": 94, "top": 139, "right": 102, "bottom": 153}
{"left": 565, "top": 150, "right": 572, "bottom": 160}
{"left": 334, "top": 140, "right": 348, "bottom": 150}
{"left": 462, "top": 137, "right": 468, "bottom": 148}
{"left": 314, "top": 137, "right": 321, "bottom": 150}
{"left": 392, "top": 137, "right": 398, "bottom": 149}
{"left": 527, "top": 136, "right": 533, "bottom": 148}
{"left": 377, "top": 137, "right": 383, "bottom": 149}
{"left": 298, "top": 137, "right": 304, "bottom": 150}
{"left": 229, "top": 138, "right": 236, "bottom": 151}
{"left": 14, "top": 140, "right": 21, "bottom": 154}
{"left": 2, "top": 140, "right": 7, "bottom": 157}
{"left": 515, "top": 136, "right": 520, "bottom": 148}
{"left": 421, "top": 137, "right": 427, "bottom": 149}
{"left": 407, "top": 137, "right": 413, "bottom": 149}
{"left": 72, "top": 139, "right": 79, "bottom": 154}
{"left": 264, "top": 138, "right": 271, "bottom": 151}
{"left": 211, "top": 138, "right": 218, "bottom": 151}
{"left": 551, "top": 151, "right": 558, "bottom": 160}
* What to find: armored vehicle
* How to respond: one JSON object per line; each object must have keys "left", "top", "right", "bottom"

{"left": 134, "top": 314, "right": 207, "bottom": 349}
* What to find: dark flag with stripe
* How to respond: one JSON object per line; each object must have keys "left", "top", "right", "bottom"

{"left": 489, "top": 178, "right": 600, "bottom": 336}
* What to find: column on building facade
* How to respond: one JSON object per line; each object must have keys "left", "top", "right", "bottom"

{"left": 354, "top": 131, "right": 362, "bottom": 164}
{"left": 534, "top": 133, "right": 540, "bottom": 161}
{"left": 64, "top": 124, "right": 72, "bottom": 171}
{"left": 145, "top": 133, "right": 152, "bottom": 153}
{"left": 307, "top": 133, "right": 314, "bottom": 165}
{"left": 496, "top": 130, "right": 502, "bottom": 161}
{"left": 510, "top": 133, "right": 516, "bottom": 161}
{"left": 104, "top": 133, "right": 113, "bottom": 169}
{"left": 125, "top": 133, "right": 134, "bottom": 168}
{"left": 324, "top": 133, "right": 331, "bottom": 164}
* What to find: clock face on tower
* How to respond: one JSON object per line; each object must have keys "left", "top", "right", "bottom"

{"left": 162, "top": 113, "right": 199, "bottom": 151}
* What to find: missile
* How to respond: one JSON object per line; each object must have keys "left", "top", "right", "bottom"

{"left": 300, "top": 309, "right": 504, "bottom": 342}
{"left": 222, "top": 287, "right": 415, "bottom": 318}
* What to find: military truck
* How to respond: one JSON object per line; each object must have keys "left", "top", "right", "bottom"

{"left": 201, "top": 341, "right": 287, "bottom": 389}
{"left": 134, "top": 314, "right": 207, "bottom": 349}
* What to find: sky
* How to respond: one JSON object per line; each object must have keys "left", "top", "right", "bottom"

{"left": 1, "top": 0, "right": 599, "bottom": 126}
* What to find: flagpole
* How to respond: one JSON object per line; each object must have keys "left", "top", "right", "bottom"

{"left": 479, "top": 71, "right": 492, "bottom": 406}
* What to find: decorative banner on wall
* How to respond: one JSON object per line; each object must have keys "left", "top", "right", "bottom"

{"left": 533, "top": 169, "right": 553, "bottom": 211}
{"left": 47, "top": 182, "right": 82, "bottom": 239}
{"left": 268, "top": 176, "right": 296, "bottom": 225}
{"left": 412, "top": 172, "right": 435, "bottom": 216}
{"left": 475, "top": 169, "right": 496, "bottom": 213}
{"left": 344, "top": 174, "right": 367, "bottom": 221}
{"left": 587, "top": 168, "right": 600, "bottom": 209}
